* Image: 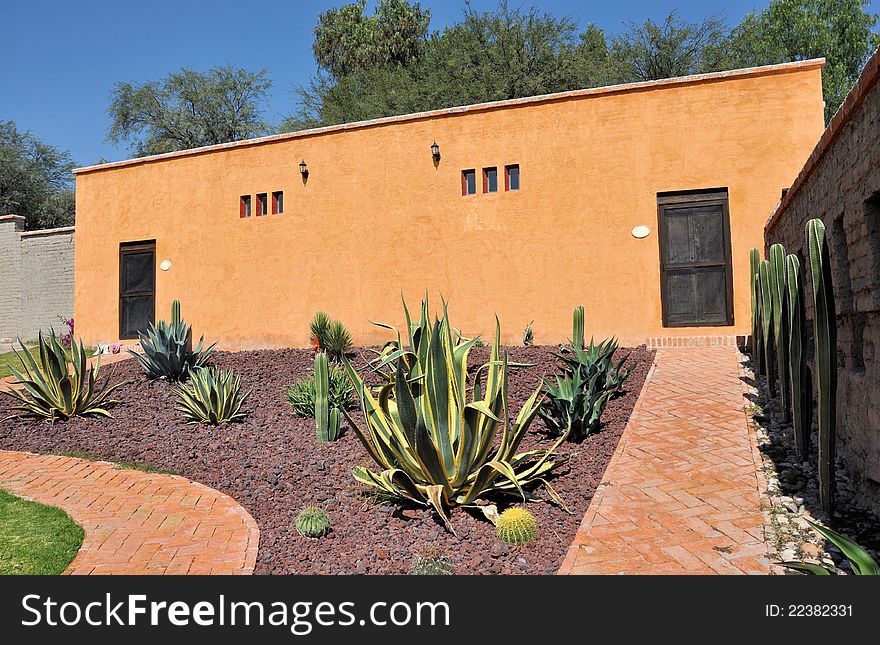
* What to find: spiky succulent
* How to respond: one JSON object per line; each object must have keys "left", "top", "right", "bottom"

{"left": 2, "top": 331, "right": 124, "bottom": 420}
{"left": 496, "top": 507, "right": 537, "bottom": 546}
{"left": 344, "top": 297, "right": 567, "bottom": 532}
{"left": 130, "top": 300, "right": 215, "bottom": 381}
{"left": 173, "top": 366, "right": 249, "bottom": 425}
{"left": 295, "top": 506, "right": 331, "bottom": 538}
{"left": 409, "top": 545, "right": 455, "bottom": 575}
{"left": 286, "top": 364, "right": 354, "bottom": 417}
{"left": 556, "top": 337, "right": 632, "bottom": 396}
{"left": 523, "top": 321, "right": 534, "bottom": 346}
{"left": 538, "top": 368, "right": 610, "bottom": 441}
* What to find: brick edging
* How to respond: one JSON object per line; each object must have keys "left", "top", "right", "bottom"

{"left": 556, "top": 354, "right": 659, "bottom": 574}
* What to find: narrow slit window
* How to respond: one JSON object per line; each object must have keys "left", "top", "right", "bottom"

{"left": 272, "top": 191, "right": 284, "bottom": 214}
{"left": 256, "top": 193, "right": 268, "bottom": 216}
{"left": 505, "top": 164, "right": 520, "bottom": 191}
{"left": 483, "top": 167, "right": 498, "bottom": 193}
{"left": 462, "top": 169, "right": 476, "bottom": 196}
{"left": 240, "top": 195, "right": 251, "bottom": 218}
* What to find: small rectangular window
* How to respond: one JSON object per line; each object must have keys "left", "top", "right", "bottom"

{"left": 483, "top": 167, "right": 498, "bottom": 193}
{"left": 462, "top": 169, "right": 476, "bottom": 196}
{"left": 256, "top": 193, "right": 268, "bottom": 216}
{"left": 505, "top": 165, "right": 520, "bottom": 191}
{"left": 240, "top": 195, "right": 251, "bottom": 218}
{"left": 272, "top": 191, "right": 283, "bottom": 214}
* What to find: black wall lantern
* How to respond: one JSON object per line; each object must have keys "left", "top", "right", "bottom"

{"left": 299, "top": 159, "right": 309, "bottom": 177}
{"left": 431, "top": 141, "right": 441, "bottom": 162}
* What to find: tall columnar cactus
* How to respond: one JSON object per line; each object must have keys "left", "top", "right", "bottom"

{"left": 314, "top": 351, "right": 341, "bottom": 442}
{"left": 807, "top": 219, "right": 837, "bottom": 514}
{"left": 171, "top": 299, "right": 181, "bottom": 327}
{"left": 786, "top": 254, "right": 812, "bottom": 463}
{"left": 769, "top": 244, "right": 790, "bottom": 422}
{"left": 759, "top": 260, "right": 776, "bottom": 396}
{"left": 572, "top": 305, "right": 585, "bottom": 349}
{"left": 749, "top": 248, "right": 764, "bottom": 374}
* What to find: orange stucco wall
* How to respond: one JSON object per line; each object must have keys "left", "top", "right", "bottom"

{"left": 74, "top": 62, "right": 826, "bottom": 350}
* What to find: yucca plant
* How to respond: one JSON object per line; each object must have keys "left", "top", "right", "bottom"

{"left": 325, "top": 319, "right": 353, "bottom": 362}
{"left": 342, "top": 300, "right": 567, "bottom": 531}
{"left": 2, "top": 331, "right": 124, "bottom": 420}
{"left": 782, "top": 519, "right": 880, "bottom": 575}
{"left": 309, "top": 311, "right": 331, "bottom": 352}
{"left": 130, "top": 299, "right": 214, "bottom": 381}
{"left": 174, "top": 366, "right": 249, "bottom": 425}
{"left": 538, "top": 368, "right": 611, "bottom": 441}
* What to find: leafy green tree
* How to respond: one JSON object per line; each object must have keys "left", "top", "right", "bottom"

{"left": 0, "top": 121, "right": 75, "bottom": 230}
{"left": 727, "top": 0, "right": 880, "bottom": 121}
{"left": 609, "top": 11, "right": 730, "bottom": 82}
{"left": 290, "top": 1, "right": 593, "bottom": 128}
{"left": 107, "top": 66, "right": 272, "bottom": 156}
{"left": 313, "top": 0, "right": 430, "bottom": 78}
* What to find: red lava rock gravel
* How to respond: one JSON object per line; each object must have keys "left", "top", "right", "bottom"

{"left": 0, "top": 344, "right": 653, "bottom": 575}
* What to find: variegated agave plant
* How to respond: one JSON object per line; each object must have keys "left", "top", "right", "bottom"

{"left": 343, "top": 299, "right": 568, "bottom": 532}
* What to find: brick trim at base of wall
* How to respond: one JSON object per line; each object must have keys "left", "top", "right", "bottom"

{"left": 646, "top": 335, "right": 748, "bottom": 350}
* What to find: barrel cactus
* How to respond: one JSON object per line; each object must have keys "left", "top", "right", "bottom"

{"left": 295, "top": 506, "right": 331, "bottom": 538}
{"left": 496, "top": 507, "right": 538, "bottom": 546}
{"left": 807, "top": 219, "right": 837, "bottom": 514}
{"left": 409, "top": 545, "right": 455, "bottom": 575}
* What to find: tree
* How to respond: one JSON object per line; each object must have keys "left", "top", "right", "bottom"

{"left": 290, "top": 1, "right": 592, "bottom": 128}
{"left": 107, "top": 66, "right": 272, "bottom": 156}
{"left": 312, "top": 0, "right": 431, "bottom": 78}
{"left": 727, "top": 0, "right": 880, "bottom": 121}
{"left": 0, "top": 121, "right": 75, "bottom": 230}
{"left": 609, "top": 11, "right": 730, "bottom": 82}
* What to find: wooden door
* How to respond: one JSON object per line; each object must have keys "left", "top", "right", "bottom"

{"left": 119, "top": 241, "right": 156, "bottom": 339}
{"left": 657, "top": 191, "right": 734, "bottom": 327}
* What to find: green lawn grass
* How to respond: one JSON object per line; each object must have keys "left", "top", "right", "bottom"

{"left": 0, "top": 488, "right": 84, "bottom": 575}
{"left": 0, "top": 343, "right": 97, "bottom": 379}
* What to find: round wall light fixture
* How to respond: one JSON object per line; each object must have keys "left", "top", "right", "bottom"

{"left": 160, "top": 259, "right": 172, "bottom": 271}
{"left": 631, "top": 225, "right": 651, "bottom": 239}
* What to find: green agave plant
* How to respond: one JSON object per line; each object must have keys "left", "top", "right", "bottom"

{"left": 2, "top": 331, "right": 124, "bottom": 420}
{"left": 538, "top": 368, "right": 611, "bottom": 441}
{"left": 782, "top": 519, "right": 880, "bottom": 576}
{"left": 556, "top": 337, "right": 632, "bottom": 396}
{"left": 131, "top": 299, "right": 215, "bottom": 381}
{"left": 174, "top": 366, "right": 249, "bottom": 425}
{"left": 343, "top": 299, "right": 567, "bottom": 531}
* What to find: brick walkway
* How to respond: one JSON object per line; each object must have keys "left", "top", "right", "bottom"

{"left": 559, "top": 348, "right": 772, "bottom": 575}
{"left": 0, "top": 450, "right": 259, "bottom": 575}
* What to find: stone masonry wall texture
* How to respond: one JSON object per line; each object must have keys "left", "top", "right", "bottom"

{"left": 765, "top": 47, "right": 880, "bottom": 515}
{"left": 0, "top": 215, "right": 74, "bottom": 342}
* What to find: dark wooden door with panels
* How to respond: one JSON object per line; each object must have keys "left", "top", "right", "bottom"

{"left": 657, "top": 190, "right": 734, "bottom": 327}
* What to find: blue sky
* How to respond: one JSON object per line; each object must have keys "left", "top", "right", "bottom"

{"left": 1, "top": 1, "right": 777, "bottom": 166}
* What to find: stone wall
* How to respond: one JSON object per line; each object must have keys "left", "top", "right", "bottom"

{"left": 0, "top": 215, "right": 75, "bottom": 342}
{"left": 765, "top": 49, "right": 880, "bottom": 514}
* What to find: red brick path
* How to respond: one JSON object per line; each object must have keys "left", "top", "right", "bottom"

{"left": 0, "top": 450, "right": 259, "bottom": 575}
{"left": 559, "top": 348, "right": 772, "bottom": 575}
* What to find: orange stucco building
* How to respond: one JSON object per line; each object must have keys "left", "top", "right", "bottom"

{"left": 73, "top": 60, "right": 826, "bottom": 350}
